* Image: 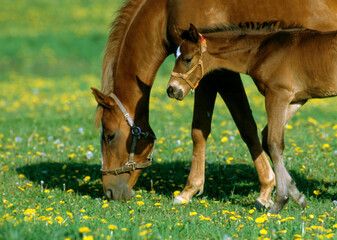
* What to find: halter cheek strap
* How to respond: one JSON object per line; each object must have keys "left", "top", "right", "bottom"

{"left": 171, "top": 34, "right": 207, "bottom": 91}
{"left": 101, "top": 93, "right": 156, "bottom": 176}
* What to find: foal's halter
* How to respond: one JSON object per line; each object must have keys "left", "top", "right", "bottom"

{"left": 171, "top": 34, "right": 207, "bottom": 90}
{"left": 101, "top": 93, "right": 156, "bottom": 175}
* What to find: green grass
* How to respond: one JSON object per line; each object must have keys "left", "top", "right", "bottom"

{"left": 0, "top": 0, "right": 336, "bottom": 239}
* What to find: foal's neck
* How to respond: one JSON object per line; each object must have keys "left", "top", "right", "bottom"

{"left": 202, "top": 30, "right": 275, "bottom": 74}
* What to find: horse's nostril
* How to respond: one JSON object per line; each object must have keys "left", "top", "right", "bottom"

{"left": 167, "top": 85, "right": 174, "bottom": 97}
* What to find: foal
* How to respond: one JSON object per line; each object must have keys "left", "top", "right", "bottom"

{"left": 168, "top": 23, "right": 337, "bottom": 213}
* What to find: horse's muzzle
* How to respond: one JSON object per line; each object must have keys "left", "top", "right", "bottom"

{"left": 167, "top": 85, "right": 184, "bottom": 100}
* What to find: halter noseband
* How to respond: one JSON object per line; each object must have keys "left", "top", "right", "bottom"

{"left": 101, "top": 93, "right": 156, "bottom": 176}
{"left": 171, "top": 34, "right": 207, "bottom": 90}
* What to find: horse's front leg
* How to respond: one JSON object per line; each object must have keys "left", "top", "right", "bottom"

{"left": 217, "top": 70, "right": 275, "bottom": 209}
{"left": 262, "top": 100, "right": 307, "bottom": 209}
{"left": 265, "top": 88, "right": 302, "bottom": 214}
{"left": 174, "top": 74, "right": 217, "bottom": 204}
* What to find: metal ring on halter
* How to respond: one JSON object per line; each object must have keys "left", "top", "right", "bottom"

{"left": 131, "top": 126, "right": 142, "bottom": 136}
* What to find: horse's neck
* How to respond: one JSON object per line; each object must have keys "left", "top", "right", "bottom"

{"left": 205, "top": 31, "right": 268, "bottom": 74}
{"left": 104, "top": 0, "right": 169, "bottom": 113}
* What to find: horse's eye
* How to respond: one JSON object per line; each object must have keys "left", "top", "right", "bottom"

{"left": 106, "top": 133, "right": 116, "bottom": 143}
{"left": 183, "top": 58, "right": 192, "bottom": 63}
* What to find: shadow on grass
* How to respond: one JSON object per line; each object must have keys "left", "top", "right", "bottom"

{"left": 16, "top": 160, "right": 336, "bottom": 202}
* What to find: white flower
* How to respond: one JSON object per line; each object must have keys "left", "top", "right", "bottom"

{"left": 78, "top": 128, "right": 84, "bottom": 134}
{"left": 15, "top": 137, "right": 22, "bottom": 143}
{"left": 86, "top": 151, "right": 93, "bottom": 159}
{"left": 48, "top": 136, "right": 53, "bottom": 141}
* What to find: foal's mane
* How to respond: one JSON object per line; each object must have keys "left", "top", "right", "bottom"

{"left": 198, "top": 20, "right": 304, "bottom": 35}
{"left": 96, "top": 0, "right": 147, "bottom": 128}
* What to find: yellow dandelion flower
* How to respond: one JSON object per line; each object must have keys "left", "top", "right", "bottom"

{"left": 55, "top": 216, "right": 64, "bottom": 224}
{"left": 66, "top": 212, "right": 73, "bottom": 219}
{"left": 45, "top": 208, "right": 53, "bottom": 211}
{"left": 173, "top": 191, "right": 180, "bottom": 197}
{"left": 322, "top": 143, "right": 330, "bottom": 149}
{"left": 260, "top": 229, "right": 267, "bottom": 235}
{"left": 327, "top": 233, "right": 335, "bottom": 239}
{"left": 24, "top": 209, "right": 36, "bottom": 215}
{"left": 154, "top": 203, "right": 161, "bottom": 206}
{"left": 102, "top": 204, "right": 108, "bottom": 208}
{"left": 82, "top": 236, "right": 93, "bottom": 240}
{"left": 189, "top": 212, "right": 197, "bottom": 216}
{"left": 221, "top": 136, "right": 228, "bottom": 143}
{"left": 139, "top": 230, "right": 148, "bottom": 236}
{"left": 84, "top": 176, "right": 90, "bottom": 182}
{"left": 108, "top": 224, "right": 118, "bottom": 230}
{"left": 122, "top": 228, "right": 127, "bottom": 231}
{"left": 136, "top": 201, "right": 144, "bottom": 206}
{"left": 313, "top": 190, "right": 321, "bottom": 195}
{"left": 255, "top": 215, "right": 267, "bottom": 223}
{"left": 79, "top": 227, "right": 90, "bottom": 233}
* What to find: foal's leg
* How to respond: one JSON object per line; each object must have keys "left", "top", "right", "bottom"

{"left": 265, "top": 89, "right": 302, "bottom": 214}
{"left": 262, "top": 101, "right": 307, "bottom": 209}
{"left": 217, "top": 71, "right": 275, "bottom": 209}
{"left": 174, "top": 73, "right": 217, "bottom": 204}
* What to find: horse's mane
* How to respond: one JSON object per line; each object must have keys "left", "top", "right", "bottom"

{"left": 101, "top": 0, "right": 146, "bottom": 95}
{"left": 97, "top": 0, "right": 146, "bottom": 128}
{"left": 198, "top": 20, "right": 304, "bottom": 34}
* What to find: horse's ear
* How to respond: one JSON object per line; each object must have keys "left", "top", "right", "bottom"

{"left": 188, "top": 23, "right": 199, "bottom": 43}
{"left": 91, "top": 87, "right": 116, "bottom": 108}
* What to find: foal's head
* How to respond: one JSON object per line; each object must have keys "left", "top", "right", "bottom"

{"left": 167, "top": 24, "right": 207, "bottom": 100}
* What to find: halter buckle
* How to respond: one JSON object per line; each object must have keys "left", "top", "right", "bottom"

{"left": 126, "top": 161, "right": 137, "bottom": 171}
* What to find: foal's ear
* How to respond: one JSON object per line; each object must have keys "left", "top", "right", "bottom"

{"left": 91, "top": 87, "right": 116, "bottom": 108}
{"left": 188, "top": 23, "right": 200, "bottom": 43}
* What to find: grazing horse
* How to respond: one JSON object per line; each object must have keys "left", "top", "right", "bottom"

{"left": 92, "top": 0, "right": 337, "bottom": 207}
{"left": 168, "top": 23, "right": 337, "bottom": 213}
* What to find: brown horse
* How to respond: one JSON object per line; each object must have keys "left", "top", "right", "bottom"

{"left": 168, "top": 23, "right": 337, "bottom": 213}
{"left": 92, "top": 0, "right": 337, "bottom": 207}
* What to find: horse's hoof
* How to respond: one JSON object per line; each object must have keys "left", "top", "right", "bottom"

{"left": 298, "top": 194, "right": 307, "bottom": 208}
{"left": 173, "top": 196, "right": 191, "bottom": 205}
{"left": 254, "top": 199, "right": 273, "bottom": 210}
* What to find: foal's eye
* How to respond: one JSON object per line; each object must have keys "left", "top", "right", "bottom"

{"left": 183, "top": 58, "right": 192, "bottom": 63}
{"left": 106, "top": 133, "right": 116, "bottom": 143}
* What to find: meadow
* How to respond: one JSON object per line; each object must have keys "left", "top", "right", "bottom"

{"left": 0, "top": 0, "right": 336, "bottom": 239}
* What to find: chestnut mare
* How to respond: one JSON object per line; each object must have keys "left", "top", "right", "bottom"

{"left": 91, "top": 0, "right": 337, "bottom": 209}
{"left": 168, "top": 23, "right": 337, "bottom": 213}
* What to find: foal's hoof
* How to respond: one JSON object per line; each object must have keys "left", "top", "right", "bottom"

{"left": 296, "top": 194, "right": 307, "bottom": 209}
{"left": 173, "top": 196, "right": 191, "bottom": 205}
{"left": 254, "top": 199, "right": 273, "bottom": 210}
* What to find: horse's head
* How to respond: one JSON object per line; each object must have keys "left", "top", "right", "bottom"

{"left": 167, "top": 24, "right": 207, "bottom": 100}
{"left": 91, "top": 88, "right": 156, "bottom": 201}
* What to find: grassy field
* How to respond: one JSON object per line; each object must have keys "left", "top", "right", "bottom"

{"left": 0, "top": 0, "right": 336, "bottom": 239}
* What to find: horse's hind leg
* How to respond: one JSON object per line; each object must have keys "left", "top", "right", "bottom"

{"left": 217, "top": 71, "right": 275, "bottom": 209}
{"left": 261, "top": 100, "right": 307, "bottom": 209}
{"left": 174, "top": 73, "right": 217, "bottom": 204}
